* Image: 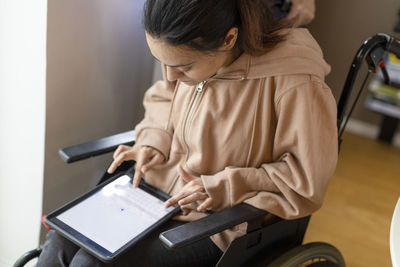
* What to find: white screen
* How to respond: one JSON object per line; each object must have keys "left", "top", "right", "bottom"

{"left": 57, "top": 175, "right": 175, "bottom": 253}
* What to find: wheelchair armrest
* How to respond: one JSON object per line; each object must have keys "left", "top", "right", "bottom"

{"left": 13, "top": 246, "right": 43, "bottom": 267}
{"left": 159, "top": 203, "right": 268, "bottom": 250}
{"left": 58, "top": 130, "right": 135, "bottom": 163}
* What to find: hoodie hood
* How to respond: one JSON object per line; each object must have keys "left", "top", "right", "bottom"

{"left": 214, "top": 28, "right": 331, "bottom": 81}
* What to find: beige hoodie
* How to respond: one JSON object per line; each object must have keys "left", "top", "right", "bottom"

{"left": 134, "top": 28, "right": 338, "bottom": 251}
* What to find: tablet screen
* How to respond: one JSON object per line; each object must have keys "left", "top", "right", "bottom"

{"left": 54, "top": 175, "right": 175, "bottom": 254}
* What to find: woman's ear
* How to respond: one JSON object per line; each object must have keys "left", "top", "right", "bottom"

{"left": 221, "top": 27, "right": 238, "bottom": 50}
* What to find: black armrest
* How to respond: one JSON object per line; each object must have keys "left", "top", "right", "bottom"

{"left": 58, "top": 130, "right": 135, "bottom": 163}
{"left": 159, "top": 203, "right": 267, "bottom": 250}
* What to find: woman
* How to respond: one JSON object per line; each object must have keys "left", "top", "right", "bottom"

{"left": 37, "top": 0, "right": 337, "bottom": 266}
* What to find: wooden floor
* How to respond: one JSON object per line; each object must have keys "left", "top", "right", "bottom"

{"left": 304, "top": 132, "right": 400, "bottom": 267}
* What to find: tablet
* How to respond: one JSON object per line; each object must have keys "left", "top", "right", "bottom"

{"left": 45, "top": 173, "right": 180, "bottom": 263}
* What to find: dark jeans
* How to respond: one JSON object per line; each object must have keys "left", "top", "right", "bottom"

{"left": 36, "top": 220, "right": 223, "bottom": 267}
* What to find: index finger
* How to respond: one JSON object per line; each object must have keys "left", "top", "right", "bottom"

{"left": 113, "top": 145, "right": 128, "bottom": 159}
{"left": 132, "top": 153, "right": 146, "bottom": 188}
{"left": 107, "top": 152, "right": 127, "bottom": 174}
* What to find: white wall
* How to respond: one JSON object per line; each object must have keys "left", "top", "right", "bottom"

{"left": 0, "top": 0, "right": 47, "bottom": 266}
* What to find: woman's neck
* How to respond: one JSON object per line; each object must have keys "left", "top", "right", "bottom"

{"left": 217, "top": 47, "right": 243, "bottom": 75}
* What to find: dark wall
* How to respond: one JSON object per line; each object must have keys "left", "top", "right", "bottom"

{"left": 309, "top": 0, "right": 400, "bottom": 125}
{"left": 42, "top": 0, "right": 154, "bottom": 241}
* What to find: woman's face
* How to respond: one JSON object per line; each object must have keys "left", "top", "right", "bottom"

{"left": 146, "top": 33, "right": 235, "bottom": 86}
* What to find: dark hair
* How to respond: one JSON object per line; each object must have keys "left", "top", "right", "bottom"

{"left": 143, "top": 0, "right": 287, "bottom": 56}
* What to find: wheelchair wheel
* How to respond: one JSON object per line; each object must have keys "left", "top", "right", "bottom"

{"left": 267, "top": 242, "right": 345, "bottom": 267}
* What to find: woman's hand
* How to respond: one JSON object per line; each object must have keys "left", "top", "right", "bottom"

{"left": 285, "top": 0, "right": 315, "bottom": 27}
{"left": 165, "top": 165, "right": 213, "bottom": 212}
{"left": 107, "top": 145, "right": 164, "bottom": 188}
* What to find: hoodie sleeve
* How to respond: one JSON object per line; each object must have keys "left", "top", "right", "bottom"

{"left": 201, "top": 77, "right": 338, "bottom": 219}
{"left": 134, "top": 64, "right": 176, "bottom": 159}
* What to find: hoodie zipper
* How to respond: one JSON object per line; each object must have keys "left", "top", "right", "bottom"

{"left": 181, "top": 76, "right": 245, "bottom": 167}
{"left": 183, "top": 81, "right": 206, "bottom": 160}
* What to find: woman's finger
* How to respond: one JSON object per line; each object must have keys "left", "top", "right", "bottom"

{"left": 197, "top": 197, "right": 213, "bottom": 212}
{"left": 132, "top": 147, "right": 155, "bottom": 187}
{"left": 113, "top": 145, "right": 129, "bottom": 159}
{"left": 108, "top": 145, "right": 137, "bottom": 173}
{"left": 165, "top": 190, "right": 192, "bottom": 208}
{"left": 165, "top": 180, "right": 204, "bottom": 208}
{"left": 178, "top": 192, "right": 208, "bottom": 206}
{"left": 107, "top": 151, "right": 130, "bottom": 174}
{"left": 165, "top": 166, "right": 205, "bottom": 208}
{"left": 141, "top": 153, "right": 164, "bottom": 173}
{"left": 132, "top": 153, "right": 147, "bottom": 188}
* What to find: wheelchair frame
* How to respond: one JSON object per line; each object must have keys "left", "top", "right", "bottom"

{"left": 14, "top": 33, "right": 400, "bottom": 267}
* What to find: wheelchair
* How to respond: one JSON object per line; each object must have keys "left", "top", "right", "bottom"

{"left": 14, "top": 33, "right": 400, "bottom": 267}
